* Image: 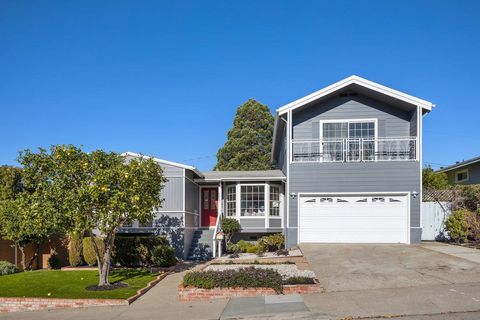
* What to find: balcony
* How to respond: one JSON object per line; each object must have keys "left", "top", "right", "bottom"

{"left": 292, "top": 137, "right": 417, "bottom": 163}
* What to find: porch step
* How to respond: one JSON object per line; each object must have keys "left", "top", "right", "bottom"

{"left": 187, "top": 229, "right": 215, "bottom": 261}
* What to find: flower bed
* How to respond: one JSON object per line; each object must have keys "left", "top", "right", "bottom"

{"left": 179, "top": 266, "right": 322, "bottom": 301}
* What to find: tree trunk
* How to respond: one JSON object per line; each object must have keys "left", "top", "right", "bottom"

{"left": 19, "top": 246, "right": 26, "bottom": 271}
{"left": 91, "top": 232, "right": 115, "bottom": 287}
{"left": 27, "top": 242, "right": 40, "bottom": 270}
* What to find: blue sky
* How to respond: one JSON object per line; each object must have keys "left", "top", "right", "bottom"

{"left": 1, "top": 0, "right": 479, "bottom": 171}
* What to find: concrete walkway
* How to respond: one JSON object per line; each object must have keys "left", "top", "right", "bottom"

{"left": 421, "top": 242, "right": 480, "bottom": 264}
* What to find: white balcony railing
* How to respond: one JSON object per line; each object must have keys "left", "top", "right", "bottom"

{"left": 292, "top": 137, "right": 417, "bottom": 163}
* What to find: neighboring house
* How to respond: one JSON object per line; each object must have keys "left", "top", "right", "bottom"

{"left": 437, "top": 156, "right": 480, "bottom": 185}
{"left": 120, "top": 75, "right": 435, "bottom": 259}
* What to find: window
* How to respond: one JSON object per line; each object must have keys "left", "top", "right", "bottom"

{"left": 210, "top": 190, "right": 217, "bottom": 209}
{"left": 226, "top": 186, "right": 236, "bottom": 217}
{"left": 269, "top": 186, "right": 280, "bottom": 216}
{"left": 321, "top": 119, "right": 376, "bottom": 162}
{"left": 203, "top": 190, "right": 209, "bottom": 209}
{"left": 455, "top": 169, "right": 469, "bottom": 183}
{"left": 240, "top": 185, "right": 265, "bottom": 217}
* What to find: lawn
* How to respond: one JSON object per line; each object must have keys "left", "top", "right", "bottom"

{"left": 0, "top": 269, "right": 158, "bottom": 299}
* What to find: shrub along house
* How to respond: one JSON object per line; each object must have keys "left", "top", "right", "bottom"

{"left": 120, "top": 75, "right": 434, "bottom": 259}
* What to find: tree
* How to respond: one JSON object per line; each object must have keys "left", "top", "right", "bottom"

{"left": 422, "top": 166, "right": 449, "bottom": 190}
{"left": 0, "top": 156, "right": 67, "bottom": 270}
{"left": 215, "top": 99, "right": 274, "bottom": 171}
{"left": 18, "top": 145, "right": 166, "bottom": 286}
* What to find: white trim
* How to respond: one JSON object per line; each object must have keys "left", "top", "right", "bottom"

{"left": 195, "top": 177, "right": 286, "bottom": 182}
{"left": 121, "top": 151, "right": 204, "bottom": 177}
{"left": 297, "top": 191, "right": 411, "bottom": 244}
{"left": 182, "top": 168, "right": 185, "bottom": 229}
{"left": 455, "top": 169, "right": 470, "bottom": 183}
{"left": 277, "top": 75, "right": 434, "bottom": 115}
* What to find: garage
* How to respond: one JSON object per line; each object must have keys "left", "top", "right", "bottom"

{"left": 298, "top": 194, "right": 409, "bottom": 244}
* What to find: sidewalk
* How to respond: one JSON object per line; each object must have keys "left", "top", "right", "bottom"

{"left": 421, "top": 242, "right": 480, "bottom": 264}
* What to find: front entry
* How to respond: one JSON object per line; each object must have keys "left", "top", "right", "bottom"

{"left": 201, "top": 187, "right": 218, "bottom": 227}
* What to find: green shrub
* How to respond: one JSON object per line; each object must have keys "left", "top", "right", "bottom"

{"left": 221, "top": 218, "right": 241, "bottom": 244}
{"left": 151, "top": 245, "right": 177, "bottom": 267}
{"left": 82, "top": 237, "right": 105, "bottom": 266}
{"left": 283, "top": 276, "right": 316, "bottom": 285}
{"left": 183, "top": 267, "right": 283, "bottom": 293}
{"left": 445, "top": 210, "right": 471, "bottom": 242}
{"left": 113, "top": 236, "right": 167, "bottom": 267}
{"left": 258, "top": 233, "right": 284, "bottom": 252}
{"left": 68, "top": 232, "right": 83, "bottom": 267}
{"left": 48, "top": 254, "right": 62, "bottom": 270}
{"left": 459, "top": 185, "right": 480, "bottom": 213}
{"left": 0, "top": 261, "right": 18, "bottom": 276}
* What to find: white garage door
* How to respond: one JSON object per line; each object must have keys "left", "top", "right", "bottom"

{"left": 299, "top": 194, "right": 409, "bottom": 243}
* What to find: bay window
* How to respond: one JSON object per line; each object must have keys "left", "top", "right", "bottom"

{"left": 240, "top": 185, "right": 265, "bottom": 217}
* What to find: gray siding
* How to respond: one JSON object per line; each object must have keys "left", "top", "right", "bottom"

{"left": 239, "top": 219, "right": 265, "bottom": 229}
{"left": 283, "top": 94, "right": 421, "bottom": 247}
{"left": 292, "top": 95, "right": 414, "bottom": 139}
{"left": 286, "top": 161, "right": 421, "bottom": 247}
{"left": 185, "top": 177, "right": 199, "bottom": 214}
{"left": 159, "top": 177, "right": 183, "bottom": 211}
{"left": 446, "top": 162, "right": 480, "bottom": 185}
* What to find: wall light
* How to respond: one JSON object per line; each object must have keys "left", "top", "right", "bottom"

{"left": 290, "top": 192, "right": 297, "bottom": 199}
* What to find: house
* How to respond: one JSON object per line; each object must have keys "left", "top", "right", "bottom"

{"left": 120, "top": 75, "right": 434, "bottom": 259}
{"left": 437, "top": 156, "right": 480, "bottom": 185}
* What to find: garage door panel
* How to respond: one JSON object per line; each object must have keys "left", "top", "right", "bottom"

{"left": 299, "top": 194, "right": 408, "bottom": 244}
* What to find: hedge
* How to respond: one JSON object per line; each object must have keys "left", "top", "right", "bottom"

{"left": 183, "top": 267, "right": 284, "bottom": 293}
{"left": 68, "top": 232, "right": 83, "bottom": 267}
{"left": 112, "top": 235, "right": 167, "bottom": 267}
{"left": 82, "top": 237, "right": 105, "bottom": 266}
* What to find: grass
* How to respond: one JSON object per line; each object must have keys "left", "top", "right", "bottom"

{"left": 0, "top": 269, "right": 158, "bottom": 300}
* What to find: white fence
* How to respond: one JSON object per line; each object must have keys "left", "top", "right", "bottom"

{"left": 421, "top": 201, "right": 452, "bottom": 241}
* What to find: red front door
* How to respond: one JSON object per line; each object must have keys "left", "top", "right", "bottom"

{"left": 201, "top": 188, "right": 218, "bottom": 227}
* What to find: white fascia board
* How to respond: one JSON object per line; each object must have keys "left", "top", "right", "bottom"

{"left": 195, "top": 177, "right": 286, "bottom": 183}
{"left": 277, "top": 75, "right": 434, "bottom": 115}
{"left": 121, "top": 152, "right": 204, "bottom": 178}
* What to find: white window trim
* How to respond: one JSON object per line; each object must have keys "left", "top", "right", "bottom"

{"left": 319, "top": 118, "right": 378, "bottom": 162}
{"left": 225, "top": 185, "right": 236, "bottom": 217}
{"left": 237, "top": 183, "right": 268, "bottom": 219}
{"left": 455, "top": 169, "right": 469, "bottom": 183}
{"left": 268, "top": 185, "right": 282, "bottom": 219}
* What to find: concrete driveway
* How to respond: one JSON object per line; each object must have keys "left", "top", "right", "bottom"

{"left": 300, "top": 243, "right": 480, "bottom": 292}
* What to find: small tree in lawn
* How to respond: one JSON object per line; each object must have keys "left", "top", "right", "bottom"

{"left": 215, "top": 99, "right": 274, "bottom": 171}
{"left": 24, "top": 145, "right": 166, "bottom": 287}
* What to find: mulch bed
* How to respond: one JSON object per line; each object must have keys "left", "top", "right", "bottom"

{"left": 86, "top": 282, "right": 128, "bottom": 291}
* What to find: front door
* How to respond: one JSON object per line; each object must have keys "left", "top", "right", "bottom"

{"left": 201, "top": 188, "right": 218, "bottom": 227}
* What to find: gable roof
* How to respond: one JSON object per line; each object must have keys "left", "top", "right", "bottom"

{"left": 276, "top": 75, "right": 435, "bottom": 115}
{"left": 121, "top": 152, "right": 204, "bottom": 178}
{"left": 437, "top": 156, "right": 480, "bottom": 173}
